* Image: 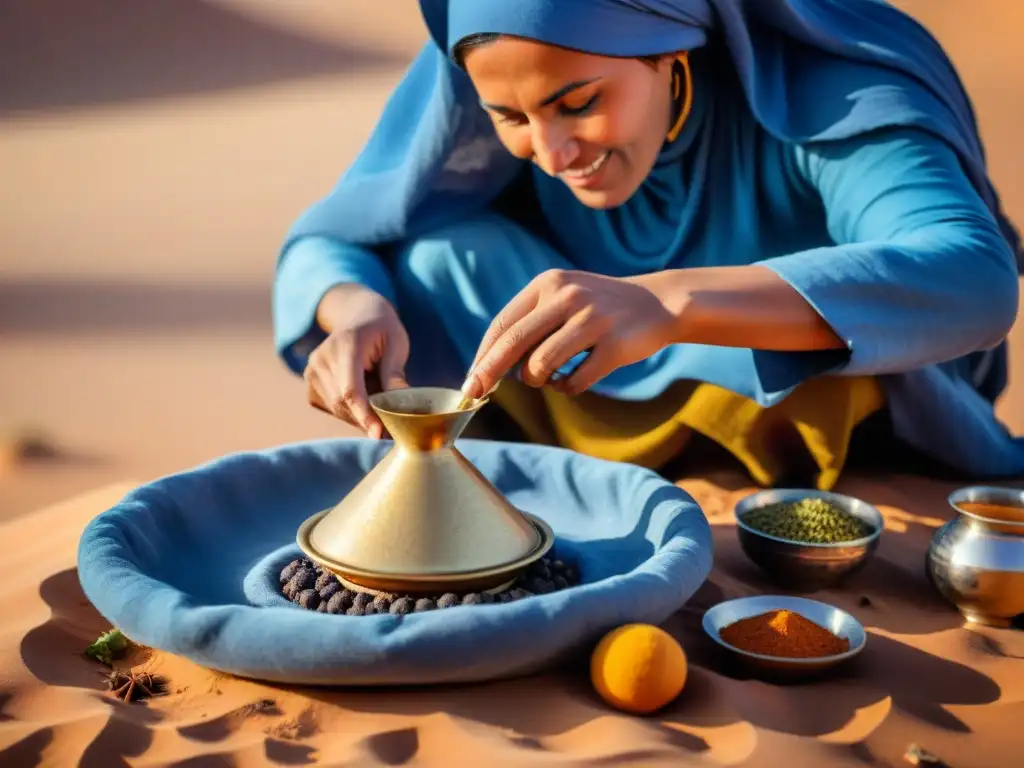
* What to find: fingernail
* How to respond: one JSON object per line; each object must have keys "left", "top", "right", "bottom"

{"left": 461, "top": 375, "right": 481, "bottom": 399}
{"left": 370, "top": 423, "right": 383, "bottom": 440}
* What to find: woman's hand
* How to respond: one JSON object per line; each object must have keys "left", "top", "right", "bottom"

{"left": 304, "top": 283, "right": 410, "bottom": 438}
{"left": 463, "top": 269, "right": 681, "bottom": 398}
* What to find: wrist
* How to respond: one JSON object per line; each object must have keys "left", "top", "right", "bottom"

{"left": 316, "top": 282, "right": 388, "bottom": 333}
{"left": 634, "top": 270, "right": 696, "bottom": 346}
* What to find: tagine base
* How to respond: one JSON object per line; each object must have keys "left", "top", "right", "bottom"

{"left": 297, "top": 508, "right": 556, "bottom": 597}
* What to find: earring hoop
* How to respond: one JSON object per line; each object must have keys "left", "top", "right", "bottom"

{"left": 666, "top": 52, "right": 693, "bottom": 143}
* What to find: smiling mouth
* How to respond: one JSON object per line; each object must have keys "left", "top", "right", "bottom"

{"left": 559, "top": 150, "right": 611, "bottom": 180}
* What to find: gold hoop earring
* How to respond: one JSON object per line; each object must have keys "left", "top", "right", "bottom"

{"left": 666, "top": 52, "right": 693, "bottom": 143}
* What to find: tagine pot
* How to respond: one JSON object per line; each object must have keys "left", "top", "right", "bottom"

{"left": 297, "top": 386, "right": 554, "bottom": 595}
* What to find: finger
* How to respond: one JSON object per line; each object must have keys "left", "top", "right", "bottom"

{"left": 469, "top": 282, "right": 543, "bottom": 373}
{"left": 467, "top": 300, "right": 568, "bottom": 398}
{"left": 330, "top": 361, "right": 384, "bottom": 439}
{"left": 520, "top": 314, "right": 605, "bottom": 387}
{"left": 378, "top": 339, "right": 410, "bottom": 392}
{"left": 305, "top": 370, "right": 333, "bottom": 416}
{"left": 305, "top": 365, "right": 356, "bottom": 425}
{"left": 558, "top": 343, "right": 619, "bottom": 396}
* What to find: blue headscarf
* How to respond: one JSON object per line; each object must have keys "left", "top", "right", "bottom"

{"left": 282, "top": 0, "right": 1020, "bottom": 269}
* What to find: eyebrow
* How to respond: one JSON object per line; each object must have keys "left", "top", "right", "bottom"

{"left": 481, "top": 78, "right": 601, "bottom": 114}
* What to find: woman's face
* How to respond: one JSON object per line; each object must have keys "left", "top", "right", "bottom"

{"left": 462, "top": 38, "right": 675, "bottom": 209}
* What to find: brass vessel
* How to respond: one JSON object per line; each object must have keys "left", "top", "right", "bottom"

{"left": 926, "top": 486, "right": 1024, "bottom": 628}
{"left": 297, "top": 386, "right": 554, "bottom": 595}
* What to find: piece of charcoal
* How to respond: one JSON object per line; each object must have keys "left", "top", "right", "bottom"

{"left": 462, "top": 593, "right": 484, "bottom": 606}
{"left": 552, "top": 574, "right": 569, "bottom": 590}
{"left": 346, "top": 603, "right": 365, "bottom": 617}
{"left": 353, "top": 592, "right": 374, "bottom": 610}
{"left": 298, "top": 589, "right": 321, "bottom": 610}
{"left": 372, "top": 594, "right": 393, "bottom": 614}
{"left": 283, "top": 578, "right": 303, "bottom": 601}
{"left": 279, "top": 559, "right": 302, "bottom": 585}
{"left": 315, "top": 570, "right": 336, "bottom": 592}
{"left": 563, "top": 565, "right": 578, "bottom": 584}
{"left": 390, "top": 597, "right": 415, "bottom": 615}
{"left": 530, "top": 564, "right": 552, "bottom": 581}
{"left": 364, "top": 603, "right": 379, "bottom": 616}
{"left": 319, "top": 581, "right": 341, "bottom": 601}
{"left": 291, "top": 568, "right": 316, "bottom": 592}
{"left": 316, "top": 601, "right": 329, "bottom": 613}
{"left": 326, "top": 592, "right": 347, "bottom": 614}
{"left": 437, "top": 593, "right": 460, "bottom": 609}
{"left": 414, "top": 598, "right": 437, "bottom": 612}
{"left": 511, "top": 588, "right": 534, "bottom": 600}
{"left": 551, "top": 559, "right": 566, "bottom": 573}
{"left": 529, "top": 577, "right": 554, "bottom": 595}
{"left": 480, "top": 592, "right": 496, "bottom": 604}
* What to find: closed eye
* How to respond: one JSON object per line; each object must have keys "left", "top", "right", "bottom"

{"left": 560, "top": 94, "right": 599, "bottom": 116}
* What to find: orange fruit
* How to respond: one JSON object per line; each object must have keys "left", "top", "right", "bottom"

{"left": 590, "top": 623, "right": 688, "bottom": 714}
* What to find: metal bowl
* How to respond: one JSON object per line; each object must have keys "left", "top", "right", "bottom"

{"left": 734, "top": 489, "right": 883, "bottom": 590}
{"left": 702, "top": 595, "right": 867, "bottom": 678}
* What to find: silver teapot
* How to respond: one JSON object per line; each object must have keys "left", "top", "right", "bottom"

{"left": 926, "top": 486, "right": 1024, "bottom": 628}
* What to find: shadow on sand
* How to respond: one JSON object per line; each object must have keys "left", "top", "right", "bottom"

{"left": 0, "top": 0, "right": 410, "bottom": 115}
{"left": 0, "top": 278, "right": 271, "bottom": 334}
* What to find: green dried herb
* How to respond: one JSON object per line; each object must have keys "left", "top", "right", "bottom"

{"left": 742, "top": 498, "right": 872, "bottom": 544}
{"left": 85, "top": 628, "right": 130, "bottom": 666}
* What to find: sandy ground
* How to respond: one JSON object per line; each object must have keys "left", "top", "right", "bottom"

{"left": 1, "top": 1, "right": 1023, "bottom": 766}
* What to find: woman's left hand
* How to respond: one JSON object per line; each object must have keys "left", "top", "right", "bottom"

{"left": 463, "top": 269, "right": 682, "bottom": 398}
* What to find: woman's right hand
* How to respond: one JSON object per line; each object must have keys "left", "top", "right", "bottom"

{"left": 304, "top": 283, "right": 410, "bottom": 438}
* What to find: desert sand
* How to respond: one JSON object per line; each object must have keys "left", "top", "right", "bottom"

{"left": 1, "top": 1, "right": 1023, "bottom": 766}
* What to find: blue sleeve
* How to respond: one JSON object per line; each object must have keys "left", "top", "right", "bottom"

{"left": 271, "top": 236, "right": 397, "bottom": 374}
{"left": 759, "top": 127, "right": 1018, "bottom": 378}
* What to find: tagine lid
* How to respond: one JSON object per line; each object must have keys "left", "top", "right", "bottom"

{"left": 301, "top": 387, "right": 545, "bottom": 577}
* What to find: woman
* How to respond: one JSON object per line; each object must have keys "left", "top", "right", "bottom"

{"left": 273, "top": 0, "right": 1023, "bottom": 490}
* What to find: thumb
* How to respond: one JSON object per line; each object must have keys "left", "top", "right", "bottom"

{"left": 378, "top": 341, "right": 409, "bottom": 391}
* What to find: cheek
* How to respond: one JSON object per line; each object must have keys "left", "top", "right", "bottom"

{"left": 493, "top": 124, "right": 533, "bottom": 160}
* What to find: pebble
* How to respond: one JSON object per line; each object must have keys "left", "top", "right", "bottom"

{"left": 280, "top": 555, "right": 580, "bottom": 617}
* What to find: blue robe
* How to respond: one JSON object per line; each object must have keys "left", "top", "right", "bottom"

{"left": 272, "top": 1, "right": 1024, "bottom": 477}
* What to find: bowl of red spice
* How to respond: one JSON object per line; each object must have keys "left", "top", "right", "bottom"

{"left": 734, "top": 489, "right": 884, "bottom": 590}
{"left": 702, "top": 595, "right": 866, "bottom": 678}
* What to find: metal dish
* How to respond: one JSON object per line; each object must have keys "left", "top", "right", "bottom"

{"left": 298, "top": 509, "right": 555, "bottom": 596}
{"left": 702, "top": 595, "right": 867, "bottom": 678}
{"left": 734, "top": 489, "right": 883, "bottom": 590}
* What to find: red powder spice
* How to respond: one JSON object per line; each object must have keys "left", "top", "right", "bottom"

{"left": 719, "top": 609, "right": 849, "bottom": 658}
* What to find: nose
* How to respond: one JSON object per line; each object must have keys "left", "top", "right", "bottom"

{"left": 531, "top": 121, "right": 580, "bottom": 176}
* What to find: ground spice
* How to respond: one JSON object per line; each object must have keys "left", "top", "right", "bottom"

{"left": 719, "top": 609, "right": 850, "bottom": 658}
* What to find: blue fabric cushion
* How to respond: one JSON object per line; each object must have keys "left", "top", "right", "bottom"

{"left": 77, "top": 438, "right": 713, "bottom": 686}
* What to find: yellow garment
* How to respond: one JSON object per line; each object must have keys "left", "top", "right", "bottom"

{"left": 491, "top": 376, "right": 884, "bottom": 491}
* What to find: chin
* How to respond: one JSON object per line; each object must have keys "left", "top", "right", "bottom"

{"left": 570, "top": 184, "right": 640, "bottom": 210}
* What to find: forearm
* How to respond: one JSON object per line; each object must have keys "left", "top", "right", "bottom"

{"left": 656, "top": 265, "right": 846, "bottom": 351}
{"left": 273, "top": 236, "right": 397, "bottom": 373}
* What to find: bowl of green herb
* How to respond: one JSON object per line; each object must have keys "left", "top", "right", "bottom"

{"left": 734, "top": 490, "right": 883, "bottom": 590}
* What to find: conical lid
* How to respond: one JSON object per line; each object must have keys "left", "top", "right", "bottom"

{"left": 304, "top": 387, "right": 542, "bottom": 576}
